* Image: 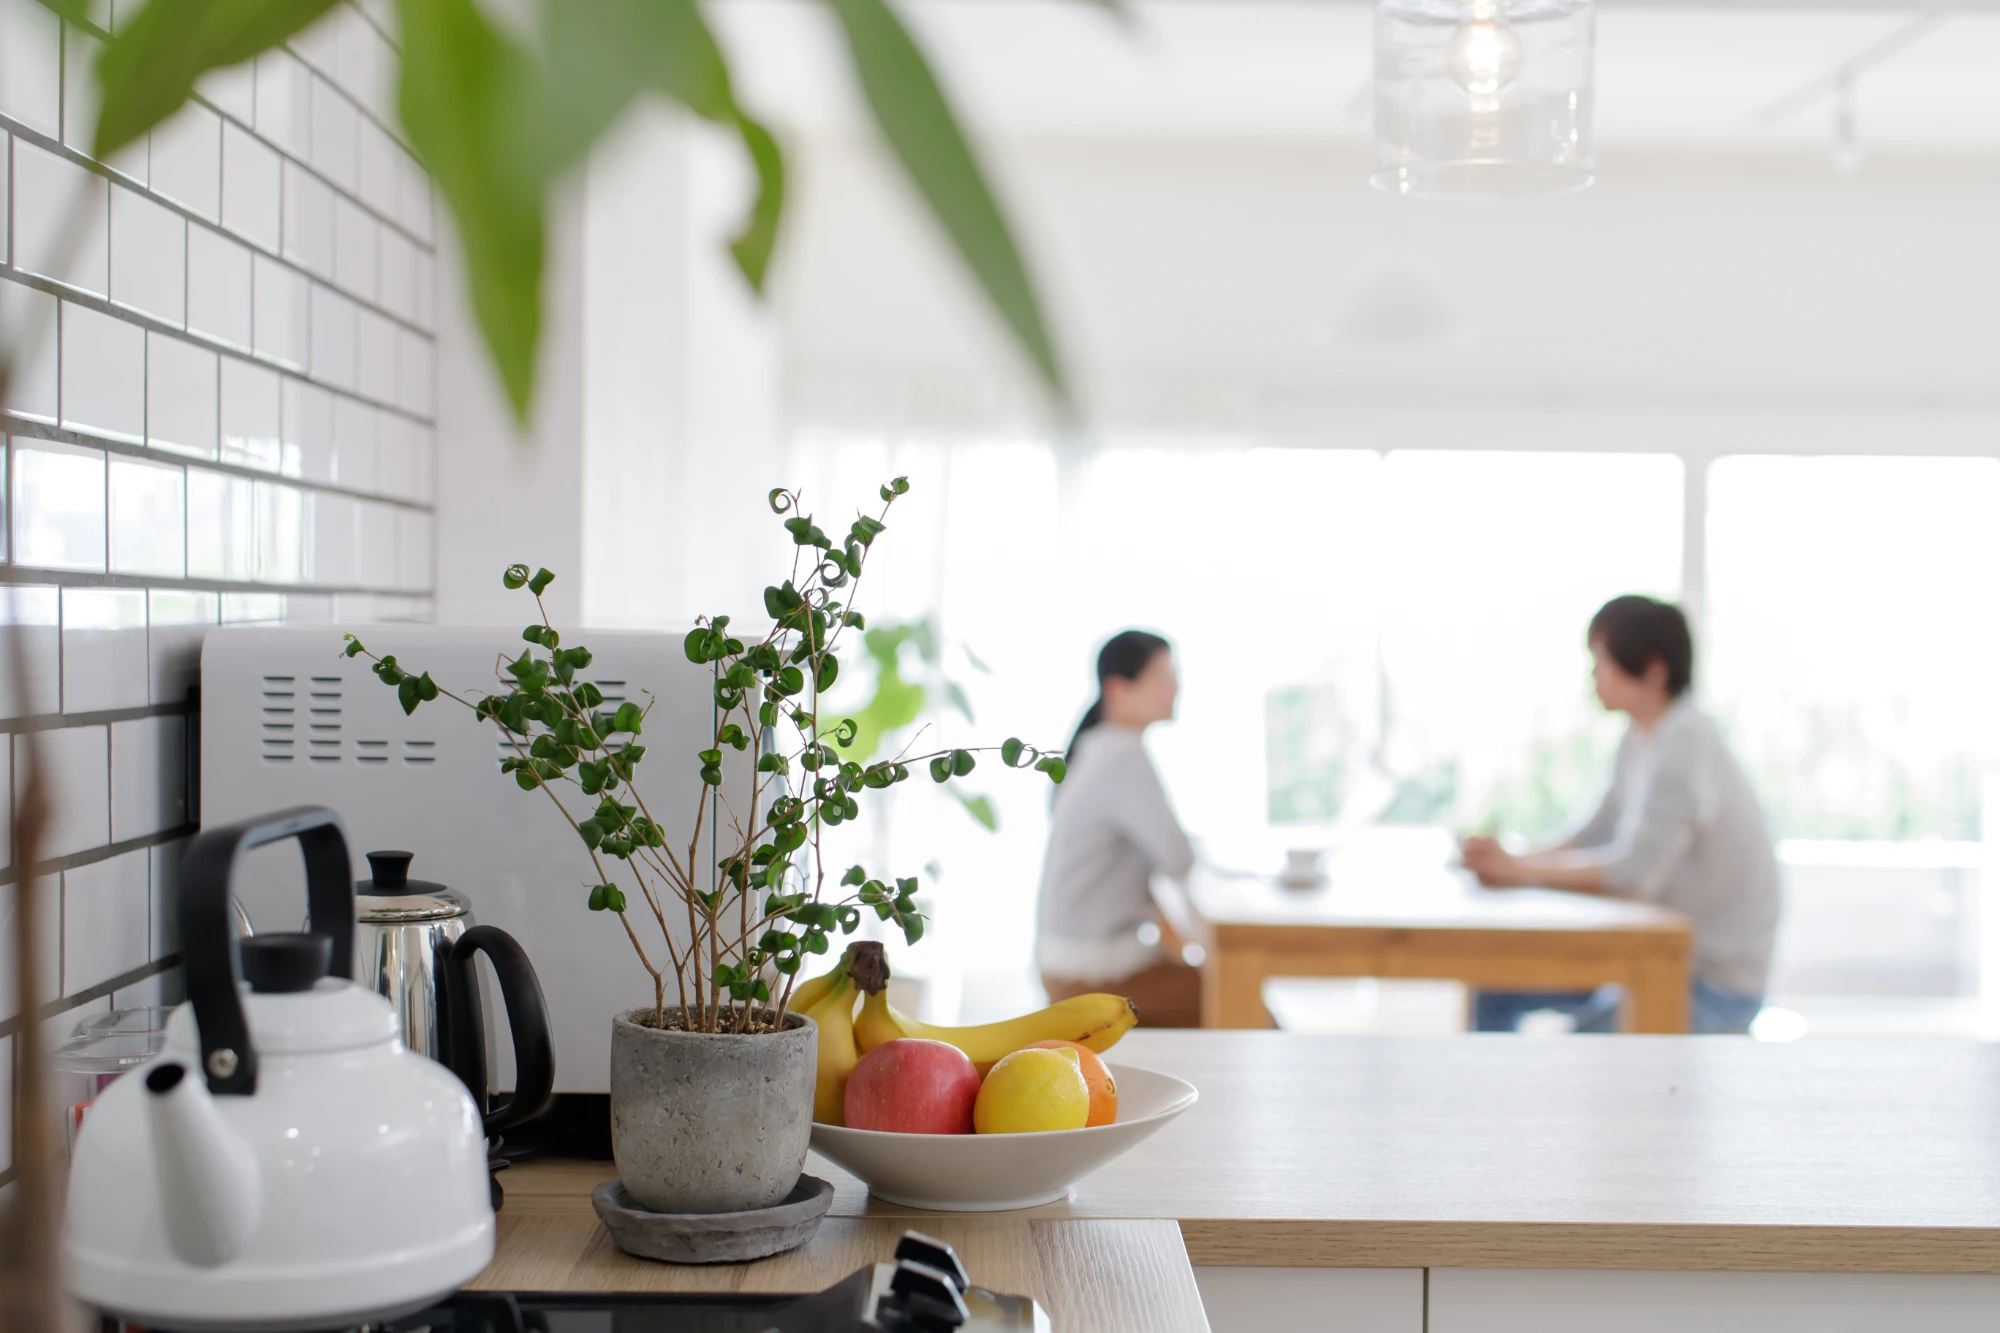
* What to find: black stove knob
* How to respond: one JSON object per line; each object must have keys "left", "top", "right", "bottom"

{"left": 876, "top": 1259, "right": 970, "bottom": 1331}
{"left": 893, "top": 1232, "right": 971, "bottom": 1293}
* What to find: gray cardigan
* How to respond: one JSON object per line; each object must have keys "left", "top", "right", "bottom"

{"left": 1572, "top": 697, "right": 1782, "bottom": 996}
{"left": 1034, "top": 725, "right": 1194, "bottom": 984}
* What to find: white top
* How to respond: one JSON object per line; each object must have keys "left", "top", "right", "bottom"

{"left": 1571, "top": 696, "right": 1782, "bottom": 996}
{"left": 1035, "top": 725, "right": 1195, "bottom": 984}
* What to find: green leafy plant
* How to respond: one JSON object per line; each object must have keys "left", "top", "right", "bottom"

{"left": 342, "top": 478, "right": 1065, "bottom": 1034}
{"left": 63, "top": 0, "right": 1069, "bottom": 419}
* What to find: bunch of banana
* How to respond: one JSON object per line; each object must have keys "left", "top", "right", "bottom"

{"left": 801, "top": 956, "right": 861, "bottom": 1125}
{"left": 793, "top": 943, "right": 1141, "bottom": 1120}
{"left": 853, "top": 986, "right": 1137, "bottom": 1076}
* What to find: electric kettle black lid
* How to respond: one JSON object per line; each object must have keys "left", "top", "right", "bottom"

{"left": 360, "top": 850, "right": 455, "bottom": 897}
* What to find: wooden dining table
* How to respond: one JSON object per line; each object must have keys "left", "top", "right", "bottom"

{"left": 1158, "top": 827, "right": 1694, "bottom": 1032}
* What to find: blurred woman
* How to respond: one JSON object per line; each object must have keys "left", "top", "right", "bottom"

{"left": 1035, "top": 631, "right": 1201, "bottom": 1027}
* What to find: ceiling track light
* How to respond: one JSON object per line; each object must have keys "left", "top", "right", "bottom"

{"left": 1755, "top": 10, "right": 1951, "bottom": 149}
{"left": 1831, "top": 74, "right": 1864, "bottom": 176}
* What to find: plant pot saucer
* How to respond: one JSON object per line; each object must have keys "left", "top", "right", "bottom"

{"left": 591, "top": 1174, "right": 835, "bottom": 1264}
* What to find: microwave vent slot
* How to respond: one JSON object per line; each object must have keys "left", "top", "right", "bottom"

{"left": 261, "top": 675, "right": 297, "bottom": 762}
{"left": 403, "top": 740, "right": 437, "bottom": 766}
{"left": 356, "top": 739, "right": 390, "bottom": 766}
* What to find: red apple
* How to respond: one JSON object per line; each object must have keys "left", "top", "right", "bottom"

{"left": 844, "top": 1038, "right": 980, "bottom": 1134}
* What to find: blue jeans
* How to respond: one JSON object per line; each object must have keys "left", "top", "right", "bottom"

{"left": 1473, "top": 978, "right": 1763, "bottom": 1035}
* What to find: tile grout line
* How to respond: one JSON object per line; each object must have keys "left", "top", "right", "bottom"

{"left": 1, "top": 561, "right": 431, "bottom": 601}
{"left": 0, "top": 824, "right": 196, "bottom": 893}
{"left": 1, "top": 267, "right": 437, "bottom": 432}
{"left": 24, "top": 10, "right": 434, "bottom": 255}
{"left": 0, "top": 953, "right": 181, "bottom": 1041}
{"left": 1, "top": 700, "right": 195, "bottom": 738}
{"left": 0, "top": 113, "right": 439, "bottom": 347}
{"left": 4, "top": 412, "right": 436, "bottom": 512}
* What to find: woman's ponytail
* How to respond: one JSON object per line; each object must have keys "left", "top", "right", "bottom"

{"left": 1065, "top": 630, "right": 1171, "bottom": 758}
{"left": 1066, "top": 699, "right": 1107, "bottom": 758}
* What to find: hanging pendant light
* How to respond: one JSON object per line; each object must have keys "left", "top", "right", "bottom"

{"left": 1372, "top": 0, "right": 1596, "bottom": 198}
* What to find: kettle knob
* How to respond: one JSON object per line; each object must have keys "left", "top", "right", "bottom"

{"left": 364, "top": 850, "right": 415, "bottom": 892}
{"left": 240, "top": 933, "right": 331, "bottom": 993}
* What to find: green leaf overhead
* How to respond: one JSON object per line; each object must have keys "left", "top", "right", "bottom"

{"left": 725, "top": 111, "right": 786, "bottom": 289}
{"left": 542, "top": 0, "right": 786, "bottom": 292}
{"left": 396, "top": 0, "right": 547, "bottom": 420}
{"left": 90, "top": 0, "right": 342, "bottom": 161}
{"left": 823, "top": 0, "right": 1067, "bottom": 402}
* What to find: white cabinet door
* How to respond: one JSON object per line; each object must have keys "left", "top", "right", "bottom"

{"left": 1430, "top": 1269, "right": 2000, "bottom": 1333}
{"left": 1194, "top": 1267, "right": 1423, "bottom": 1333}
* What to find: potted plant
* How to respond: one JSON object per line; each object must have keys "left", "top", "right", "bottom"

{"left": 341, "top": 478, "right": 1064, "bottom": 1216}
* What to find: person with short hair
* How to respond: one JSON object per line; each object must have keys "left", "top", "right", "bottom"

{"left": 1035, "top": 630, "right": 1202, "bottom": 1027}
{"left": 1459, "top": 595, "right": 1781, "bottom": 1035}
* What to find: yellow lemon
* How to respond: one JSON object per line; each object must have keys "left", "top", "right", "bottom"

{"left": 973, "top": 1046, "right": 1090, "bottom": 1134}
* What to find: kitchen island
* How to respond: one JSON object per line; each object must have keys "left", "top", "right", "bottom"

{"left": 482, "top": 1031, "right": 2000, "bottom": 1331}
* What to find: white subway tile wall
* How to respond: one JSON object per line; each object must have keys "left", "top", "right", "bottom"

{"left": 219, "top": 122, "right": 282, "bottom": 251}
{"left": 61, "top": 850, "right": 150, "bottom": 992}
{"left": 13, "top": 141, "right": 108, "bottom": 294}
{"left": 2, "top": 289, "right": 59, "bottom": 421}
{"left": 0, "top": 0, "right": 61, "bottom": 137}
{"left": 185, "top": 225, "right": 254, "bottom": 349}
{"left": 145, "top": 333, "right": 220, "bottom": 457}
{"left": 149, "top": 103, "right": 221, "bottom": 223}
{"left": 221, "top": 357, "right": 284, "bottom": 471}
{"left": 251, "top": 253, "right": 309, "bottom": 370}
{"left": 2, "top": 2, "right": 435, "bottom": 1138}
{"left": 60, "top": 588, "right": 149, "bottom": 712}
{"left": 0, "top": 586, "right": 61, "bottom": 718}
{"left": 108, "top": 457, "right": 187, "bottom": 577}
{"left": 108, "top": 185, "right": 187, "bottom": 325}
{"left": 60, "top": 303, "right": 145, "bottom": 440}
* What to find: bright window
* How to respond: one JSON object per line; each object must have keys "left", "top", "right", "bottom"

{"left": 1271, "top": 450, "right": 1684, "bottom": 841}
{"left": 1705, "top": 455, "right": 2000, "bottom": 841}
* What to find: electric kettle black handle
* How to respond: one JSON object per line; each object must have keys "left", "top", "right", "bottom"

{"left": 444, "top": 925, "right": 556, "bottom": 1135}
{"left": 178, "top": 806, "right": 355, "bottom": 1096}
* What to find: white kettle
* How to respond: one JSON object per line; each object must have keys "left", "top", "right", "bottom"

{"left": 64, "top": 807, "right": 495, "bottom": 1330}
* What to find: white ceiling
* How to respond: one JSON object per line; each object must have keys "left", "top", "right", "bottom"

{"left": 713, "top": 1, "right": 2000, "bottom": 150}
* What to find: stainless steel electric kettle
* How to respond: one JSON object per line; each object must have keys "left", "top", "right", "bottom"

{"left": 354, "top": 850, "right": 556, "bottom": 1151}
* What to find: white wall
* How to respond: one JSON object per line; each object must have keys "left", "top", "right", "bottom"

{"left": 433, "top": 186, "right": 587, "bottom": 626}
{"left": 577, "top": 109, "right": 790, "bottom": 630}
{"left": 777, "top": 138, "right": 2000, "bottom": 442}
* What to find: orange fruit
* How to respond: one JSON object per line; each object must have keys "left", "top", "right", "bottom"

{"left": 1027, "top": 1039, "right": 1118, "bottom": 1126}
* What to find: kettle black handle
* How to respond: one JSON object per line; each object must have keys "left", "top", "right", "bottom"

{"left": 444, "top": 925, "right": 555, "bottom": 1136}
{"left": 178, "top": 806, "right": 355, "bottom": 1095}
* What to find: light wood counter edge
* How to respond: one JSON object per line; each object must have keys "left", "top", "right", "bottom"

{"left": 1176, "top": 1220, "right": 2000, "bottom": 1274}
{"left": 496, "top": 1160, "right": 2000, "bottom": 1276}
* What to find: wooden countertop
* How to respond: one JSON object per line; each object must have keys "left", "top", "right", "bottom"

{"left": 487, "top": 1030, "right": 2000, "bottom": 1280}
{"left": 1018, "top": 1031, "right": 2000, "bottom": 1272}
{"left": 475, "top": 1171, "right": 1209, "bottom": 1331}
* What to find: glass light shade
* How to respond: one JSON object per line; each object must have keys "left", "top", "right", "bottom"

{"left": 1372, "top": 0, "right": 1595, "bottom": 198}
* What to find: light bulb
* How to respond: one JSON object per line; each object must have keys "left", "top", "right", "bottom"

{"left": 1447, "top": 19, "right": 1522, "bottom": 97}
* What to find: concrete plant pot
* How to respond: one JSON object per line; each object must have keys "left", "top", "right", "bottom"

{"left": 609, "top": 1008, "right": 818, "bottom": 1215}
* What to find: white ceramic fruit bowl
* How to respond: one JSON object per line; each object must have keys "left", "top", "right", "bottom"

{"left": 807, "top": 1063, "right": 1197, "bottom": 1211}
